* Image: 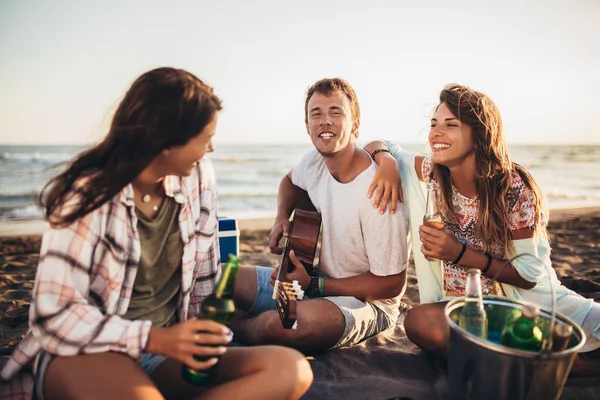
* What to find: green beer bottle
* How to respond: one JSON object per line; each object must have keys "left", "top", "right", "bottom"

{"left": 182, "top": 254, "right": 239, "bottom": 385}
{"left": 459, "top": 269, "right": 488, "bottom": 339}
{"left": 500, "top": 304, "right": 543, "bottom": 352}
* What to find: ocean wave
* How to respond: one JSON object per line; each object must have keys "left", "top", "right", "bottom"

{"left": 212, "top": 156, "right": 276, "bottom": 163}
{"left": 0, "top": 152, "right": 73, "bottom": 164}
{"left": 218, "top": 193, "right": 277, "bottom": 199}
{"left": 0, "top": 192, "right": 39, "bottom": 207}
{"left": 545, "top": 192, "right": 600, "bottom": 201}
{"left": 0, "top": 205, "right": 43, "bottom": 220}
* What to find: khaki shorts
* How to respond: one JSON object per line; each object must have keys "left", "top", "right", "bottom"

{"left": 251, "top": 266, "right": 395, "bottom": 348}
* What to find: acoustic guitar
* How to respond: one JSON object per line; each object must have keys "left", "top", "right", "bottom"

{"left": 273, "top": 188, "right": 322, "bottom": 329}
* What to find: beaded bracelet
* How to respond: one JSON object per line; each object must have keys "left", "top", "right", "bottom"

{"left": 370, "top": 148, "right": 392, "bottom": 160}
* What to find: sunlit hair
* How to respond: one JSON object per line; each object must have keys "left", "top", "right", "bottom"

{"left": 431, "top": 84, "right": 547, "bottom": 258}
{"left": 40, "top": 67, "right": 223, "bottom": 227}
{"left": 304, "top": 78, "right": 360, "bottom": 127}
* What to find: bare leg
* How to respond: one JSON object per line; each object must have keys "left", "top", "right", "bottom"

{"left": 151, "top": 346, "right": 313, "bottom": 400}
{"left": 44, "top": 352, "right": 164, "bottom": 400}
{"left": 232, "top": 265, "right": 260, "bottom": 312}
{"left": 570, "top": 348, "right": 600, "bottom": 377}
{"left": 231, "top": 299, "right": 345, "bottom": 353}
{"left": 404, "top": 302, "right": 449, "bottom": 357}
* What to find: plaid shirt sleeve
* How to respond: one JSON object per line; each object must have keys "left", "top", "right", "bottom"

{"left": 187, "top": 158, "right": 222, "bottom": 318}
{"left": 29, "top": 204, "right": 151, "bottom": 359}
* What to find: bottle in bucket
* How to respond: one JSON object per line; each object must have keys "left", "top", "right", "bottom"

{"left": 459, "top": 269, "right": 488, "bottom": 339}
{"left": 500, "top": 304, "right": 543, "bottom": 352}
{"left": 551, "top": 322, "right": 573, "bottom": 352}
{"left": 423, "top": 182, "right": 443, "bottom": 261}
{"left": 182, "top": 254, "right": 239, "bottom": 385}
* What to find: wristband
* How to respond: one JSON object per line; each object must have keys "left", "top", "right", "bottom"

{"left": 317, "top": 276, "right": 324, "bottom": 296}
{"left": 452, "top": 243, "right": 467, "bottom": 264}
{"left": 481, "top": 253, "right": 493, "bottom": 275}
{"left": 306, "top": 275, "right": 322, "bottom": 298}
{"left": 370, "top": 148, "right": 391, "bottom": 160}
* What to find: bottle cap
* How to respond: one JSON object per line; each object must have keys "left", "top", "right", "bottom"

{"left": 521, "top": 304, "right": 540, "bottom": 319}
{"left": 554, "top": 322, "right": 573, "bottom": 338}
{"left": 467, "top": 268, "right": 481, "bottom": 275}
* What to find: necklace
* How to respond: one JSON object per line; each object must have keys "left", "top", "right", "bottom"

{"left": 141, "top": 194, "right": 159, "bottom": 212}
{"left": 134, "top": 181, "right": 162, "bottom": 212}
{"left": 451, "top": 184, "right": 478, "bottom": 207}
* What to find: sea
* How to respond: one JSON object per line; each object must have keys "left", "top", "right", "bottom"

{"left": 1, "top": 143, "right": 599, "bottom": 222}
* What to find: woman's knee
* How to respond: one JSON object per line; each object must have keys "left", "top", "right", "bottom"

{"left": 44, "top": 352, "right": 162, "bottom": 400}
{"left": 262, "top": 346, "right": 313, "bottom": 394}
{"left": 404, "top": 306, "right": 422, "bottom": 341}
{"left": 404, "top": 304, "right": 448, "bottom": 351}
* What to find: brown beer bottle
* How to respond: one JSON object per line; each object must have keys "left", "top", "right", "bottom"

{"left": 181, "top": 255, "right": 239, "bottom": 385}
{"left": 552, "top": 322, "right": 573, "bottom": 352}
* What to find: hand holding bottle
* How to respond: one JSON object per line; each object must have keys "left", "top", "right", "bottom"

{"left": 419, "top": 225, "right": 464, "bottom": 262}
{"left": 146, "top": 319, "right": 232, "bottom": 371}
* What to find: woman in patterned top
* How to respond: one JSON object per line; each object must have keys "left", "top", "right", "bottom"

{"left": 0, "top": 67, "right": 313, "bottom": 399}
{"left": 366, "top": 84, "right": 600, "bottom": 376}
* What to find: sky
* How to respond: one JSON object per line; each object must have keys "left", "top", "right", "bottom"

{"left": 0, "top": 0, "right": 599, "bottom": 146}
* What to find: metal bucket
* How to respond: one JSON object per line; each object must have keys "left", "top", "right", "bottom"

{"left": 445, "top": 296, "right": 585, "bottom": 400}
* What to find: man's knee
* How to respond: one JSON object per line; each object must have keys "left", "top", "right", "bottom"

{"left": 261, "top": 312, "right": 294, "bottom": 344}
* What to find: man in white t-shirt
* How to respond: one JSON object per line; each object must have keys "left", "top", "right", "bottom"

{"left": 232, "top": 78, "right": 410, "bottom": 352}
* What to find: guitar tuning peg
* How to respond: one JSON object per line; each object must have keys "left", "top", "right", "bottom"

{"left": 292, "top": 280, "right": 305, "bottom": 300}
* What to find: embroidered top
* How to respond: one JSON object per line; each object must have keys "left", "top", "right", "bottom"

{"left": 0, "top": 157, "right": 221, "bottom": 395}
{"left": 422, "top": 157, "right": 537, "bottom": 295}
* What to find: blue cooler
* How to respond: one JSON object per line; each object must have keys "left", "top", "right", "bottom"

{"left": 218, "top": 217, "right": 240, "bottom": 262}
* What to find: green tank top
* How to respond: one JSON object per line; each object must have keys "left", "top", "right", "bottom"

{"left": 123, "top": 196, "right": 183, "bottom": 327}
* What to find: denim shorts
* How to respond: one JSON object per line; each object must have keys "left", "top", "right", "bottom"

{"left": 251, "top": 266, "right": 394, "bottom": 348}
{"left": 32, "top": 351, "right": 167, "bottom": 400}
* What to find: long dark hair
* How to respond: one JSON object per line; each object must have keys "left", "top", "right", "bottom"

{"left": 40, "top": 67, "right": 222, "bottom": 227}
{"left": 431, "top": 84, "right": 547, "bottom": 257}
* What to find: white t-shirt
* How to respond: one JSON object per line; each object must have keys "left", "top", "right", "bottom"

{"left": 291, "top": 149, "right": 410, "bottom": 319}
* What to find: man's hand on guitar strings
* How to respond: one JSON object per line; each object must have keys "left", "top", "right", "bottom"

{"left": 269, "top": 266, "right": 279, "bottom": 286}
{"left": 285, "top": 250, "right": 311, "bottom": 290}
{"left": 269, "top": 217, "right": 291, "bottom": 255}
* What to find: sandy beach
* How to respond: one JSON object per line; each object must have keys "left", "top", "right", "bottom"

{"left": 1, "top": 207, "right": 599, "bottom": 395}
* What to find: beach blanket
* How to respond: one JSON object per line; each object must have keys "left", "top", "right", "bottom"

{"left": 302, "top": 312, "right": 600, "bottom": 400}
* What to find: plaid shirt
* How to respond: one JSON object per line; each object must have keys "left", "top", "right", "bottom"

{"left": 0, "top": 156, "right": 221, "bottom": 398}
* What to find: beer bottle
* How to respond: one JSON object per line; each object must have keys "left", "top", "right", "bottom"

{"left": 459, "top": 269, "right": 488, "bottom": 339}
{"left": 500, "top": 304, "right": 543, "bottom": 352}
{"left": 551, "top": 322, "right": 573, "bottom": 352}
{"left": 423, "top": 182, "right": 443, "bottom": 261}
{"left": 182, "top": 254, "right": 239, "bottom": 385}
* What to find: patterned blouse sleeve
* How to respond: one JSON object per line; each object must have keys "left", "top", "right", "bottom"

{"left": 508, "top": 171, "right": 536, "bottom": 230}
{"left": 421, "top": 156, "right": 433, "bottom": 184}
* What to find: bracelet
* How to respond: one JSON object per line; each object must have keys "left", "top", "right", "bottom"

{"left": 452, "top": 244, "right": 467, "bottom": 264}
{"left": 317, "top": 276, "right": 324, "bottom": 296}
{"left": 370, "top": 148, "right": 391, "bottom": 160}
{"left": 481, "top": 253, "right": 493, "bottom": 275}
{"left": 306, "top": 276, "right": 322, "bottom": 298}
